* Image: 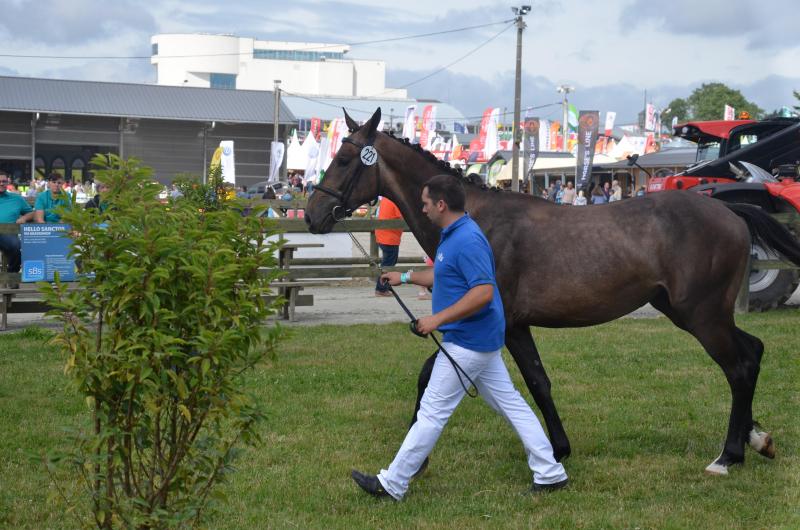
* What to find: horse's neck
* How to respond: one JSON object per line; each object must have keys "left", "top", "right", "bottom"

{"left": 377, "top": 139, "right": 442, "bottom": 257}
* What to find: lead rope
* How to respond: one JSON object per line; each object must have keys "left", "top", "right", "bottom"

{"left": 348, "top": 231, "right": 478, "bottom": 398}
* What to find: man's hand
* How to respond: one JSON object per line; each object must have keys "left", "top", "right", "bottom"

{"left": 380, "top": 271, "right": 401, "bottom": 287}
{"left": 15, "top": 216, "right": 26, "bottom": 224}
{"left": 415, "top": 314, "right": 441, "bottom": 335}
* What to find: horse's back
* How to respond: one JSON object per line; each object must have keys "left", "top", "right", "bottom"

{"left": 478, "top": 191, "right": 750, "bottom": 327}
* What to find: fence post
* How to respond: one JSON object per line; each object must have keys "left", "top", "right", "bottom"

{"left": 735, "top": 253, "right": 751, "bottom": 314}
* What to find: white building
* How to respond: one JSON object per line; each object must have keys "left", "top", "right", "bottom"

{"left": 151, "top": 33, "right": 407, "bottom": 99}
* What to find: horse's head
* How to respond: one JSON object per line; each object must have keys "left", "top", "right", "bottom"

{"left": 305, "top": 107, "right": 382, "bottom": 234}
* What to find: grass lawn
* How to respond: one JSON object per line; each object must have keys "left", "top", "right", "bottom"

{"left": 1, "top": 313, "right": 798, "bottom": 529}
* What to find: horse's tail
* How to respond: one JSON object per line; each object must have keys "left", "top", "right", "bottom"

{"left": 726, "top": 203, "right": 800, "bottom": 265}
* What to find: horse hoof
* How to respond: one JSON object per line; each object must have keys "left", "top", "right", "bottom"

{"left": 553, "top": 444, "right": 571, "bottom": 462}
{"left": 704, "top": 461, "right": 729, "bottom": 476}
{"left": 748, "top": 427, "right": 775, "bottom": 459}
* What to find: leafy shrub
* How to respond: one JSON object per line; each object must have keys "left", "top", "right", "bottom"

{"left": 42, "top": 154, "right": 284, "bottom": 528}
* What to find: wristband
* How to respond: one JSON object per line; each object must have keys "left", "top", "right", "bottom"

{"left": 400, "top": 272, "right": 409, "bottom": 284}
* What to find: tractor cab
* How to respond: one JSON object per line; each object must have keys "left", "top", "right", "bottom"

{"left": 647, "top": 118, "right": 800, "bottom": 192}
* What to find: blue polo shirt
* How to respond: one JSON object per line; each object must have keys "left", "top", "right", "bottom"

{"left": 432, "top": 213, "right": 505, "bottom": 351}
{"left": 34, "top": 191, "right": 71, "bottom": 222}
{"left": 0, "top": 191, "right": 33, "bottom": 223}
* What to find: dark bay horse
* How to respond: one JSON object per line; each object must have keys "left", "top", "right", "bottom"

{"left": 305, "top": 108, "right": 800, "bottom": 476}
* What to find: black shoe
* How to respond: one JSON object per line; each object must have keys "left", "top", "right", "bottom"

{"left": 531, "top": 478, "right": 569, "bottom": 493}
{"left": 351, "top": 470, "right": 392, "bottom": 499}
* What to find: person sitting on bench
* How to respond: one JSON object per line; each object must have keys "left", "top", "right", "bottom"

{"left": 0, "top": 169, "right": 35, "bottom": 276}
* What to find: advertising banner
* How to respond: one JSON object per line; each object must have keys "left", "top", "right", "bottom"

{"left": 268, "top": 141, "right": 284, "bottom": 183}
{"left": 402, "top": 106, "right": 416, "bottom": 141}
{"left": 724, "top": 104, "right": 735, "bottom": 121}
{"left": 477, "top": 108, "right": 494, "bottom": 153}
{"left": 219, "top": 141, "right": 235, "bottom": 184}
{"left": 645, "top": 104, "right": 656, "bottom": 131}
{"left": 575, "top": 111, "right": 600, "bottom": 191}
{"left": 482, "top": 108, "right": 500, "bottom": 159}
{"left": 419, "top": 105, "right": 437, "bottom": 150}
{"left": 550, "top": 121, "right": 561, "bottom": 151}
{"left": 604, "top": 111, "right": 616, "bottom": 136}
{"left": 523, "top": 118, "right": 540, "bottom": 175}
{"left": 310, "top": 117, "right": 322, "bottom": 140}
{"left": 21, "top": 223, "right": 76, "bottom": 282}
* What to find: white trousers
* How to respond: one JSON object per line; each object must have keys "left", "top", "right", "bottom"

{"left": 377, "top": 342, "right": 567, "bottom": 500}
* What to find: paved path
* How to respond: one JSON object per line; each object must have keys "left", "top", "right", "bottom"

{"left": 4, "top": 281, "right": 799, "bottom": 332}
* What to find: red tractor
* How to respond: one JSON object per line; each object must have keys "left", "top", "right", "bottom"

{"left": 647, "top": 117, "right": 800, "bottom": 310}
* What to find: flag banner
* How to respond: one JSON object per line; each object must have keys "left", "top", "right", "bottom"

{"left": 604, "top": 111, "right": 616, "bottom": 136}
{"left": 482, "top": 108, "right": 500, "bottom": 160}
{"left": 523, "top": 118, "right": 540, "bottom": 175}
{"left": 539, "top": 119, "right": 550, "bottom": 153}
{"left": 402, "top": 106, "right": 416, "bottom": 141}
{"left": 419, "top": 105, "right": 437, "bottom": 150}
{"left": 550, "top": 121, "right": 561, "bottom": 151}
{"left": 219, "top": 140, "right": 235, "bottom": 184}
{"left": 575, "top": 111, "right": 600, "bottom": 191}
{"left": 724, "top": 104, "right": 735, "bottom": 121}
{"left": 568, "top": 104, "right": 579, "bottom": 132}
{"left": 310, "top": 117, "right": 322, "bottom": 140}
{"left": 454, "top": 122, "right": 466, "bottom": 134}
{"left": 645, "top": 104, "right": 656, "bottom": 131}
{"left": 477, "top": 108, "right": 494, "bottom": 155}
{"left": 645, "top": 132, "right": 656, "bottom": 153}
{"left": 671, "top": 116, "right": 679, "bottom": 130}
{"left": 268, "top": 141, "right": 284, "bottom": 183}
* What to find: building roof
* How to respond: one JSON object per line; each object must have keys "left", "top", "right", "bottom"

{"left": 599, "top": 148, "right": 697, "bottom": 169}
{"left": 281, "top": 94, "right": 467, "bottom": 130}
{"left": 0, "top": 75, "right": 296, "bottom": 124}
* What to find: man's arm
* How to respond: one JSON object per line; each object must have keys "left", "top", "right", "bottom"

{"left": 415, "top": 283, "right": 493, "bottom": 335}
{"left": 380, "top": 268, "right": 434, "bottom": 288}
{"left": 33, "top": 209, "right": 45, "bottom": 223}
{"left": 16, "top": 211, "right": 35, "bottom": 223}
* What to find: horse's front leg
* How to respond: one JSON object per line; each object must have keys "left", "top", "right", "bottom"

{"left": 505, "top": 325, "right": 571, "bottom": 462}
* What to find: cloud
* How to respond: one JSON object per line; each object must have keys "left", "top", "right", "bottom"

{"left": 622, "top": 0, "right": 800, "bottom": 50}
{"left": 0, "top": 0, "right": 156, "bottom": 45}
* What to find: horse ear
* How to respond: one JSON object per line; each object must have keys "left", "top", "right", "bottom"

{"left": 367, "top": 108, "right": 382, "bottom": 133}
{"left": 343, "top": 108, "right": 359, "bottom": 132}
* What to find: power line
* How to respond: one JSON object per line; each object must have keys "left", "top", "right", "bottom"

{"left": 0, "top": 20, "right": 515, "bottom": 60}
{"left": 394, "top": 21, "right": 515, "bottom": 90}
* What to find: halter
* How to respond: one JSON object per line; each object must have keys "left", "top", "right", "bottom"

{"left": 314, "top": 134, "right": 380, "bottom": 221}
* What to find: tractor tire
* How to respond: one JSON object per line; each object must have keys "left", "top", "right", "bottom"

{"left": 748, "top": 243, "right": 800, "bottom": 312}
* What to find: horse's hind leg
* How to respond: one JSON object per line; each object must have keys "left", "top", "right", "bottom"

{"left": 406, "top": 351, "right": 436, "bottom": 479}
{"left": 690, "top": 320, "right": 769, "bottom": 475}
{"left": 505, "top": 325, "right": 571, "bottom": 462}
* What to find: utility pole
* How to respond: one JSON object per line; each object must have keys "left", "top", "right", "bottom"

{"left": 273, "top": 79, "right": 282, "bottom": 181}
{"left": 510, "top": 5, "right": 530, "bottom": 193}
{"left": 557, "top": 84, "right": 574, "bottom": 153}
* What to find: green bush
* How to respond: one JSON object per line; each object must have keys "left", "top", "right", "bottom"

{"left": 41, "top": 154, "right": 284, "bottom": 528}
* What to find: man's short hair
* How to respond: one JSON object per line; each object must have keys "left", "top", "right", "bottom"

{"left": 47, "top": 173, "right": 63, "bottom": 182}
{"left": 0, "top": 169, "right": 8, "bottom": 178}
{"left": 424, "top": 174, "right": 465, "bottom": 212}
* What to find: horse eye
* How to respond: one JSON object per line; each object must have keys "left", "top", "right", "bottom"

{"left": 337, "top": 157, "right": 351, "bottom": 167}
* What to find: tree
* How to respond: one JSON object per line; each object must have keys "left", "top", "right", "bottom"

{"left": 663, "top": 97, "right": 690, "bottom": 123}
{"left": 43, "top": 155, "right": 284, "bottom": 528}
{"left": 686, "top": 82, "right": 763, "bottom": 121}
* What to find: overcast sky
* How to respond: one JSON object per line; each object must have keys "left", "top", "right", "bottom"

{"left": 1, "top": 0, "right": 798, "bottom": 123}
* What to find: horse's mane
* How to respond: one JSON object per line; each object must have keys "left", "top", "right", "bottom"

{"left": 384, "top": 130, "right": 504, "bottom": 193}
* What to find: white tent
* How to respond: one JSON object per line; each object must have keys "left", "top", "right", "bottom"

{"left": 286, "top": 130, "right": 306, "bottom": 170}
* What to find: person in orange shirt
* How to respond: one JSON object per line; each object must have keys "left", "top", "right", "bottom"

{"left": 374, "top": 197, "right": 403, "bottom": 297}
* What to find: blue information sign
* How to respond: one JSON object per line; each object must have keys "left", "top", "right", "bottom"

{"left": 20, "top": 223, "right": 77, "bottom": 282}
